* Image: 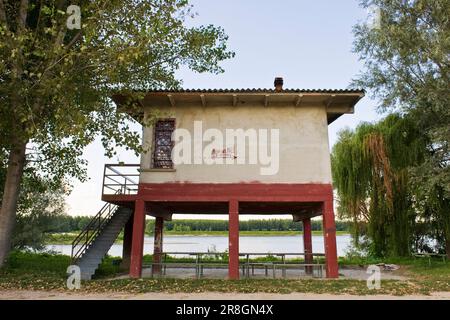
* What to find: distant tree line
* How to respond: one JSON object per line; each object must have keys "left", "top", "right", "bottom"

{"left": 145, "top": 219, "right": 351, "bottom": 234}
{"left": 43, "top": 215, "right": 93, "bottom": 233}
{"left": 19, "top": 216, "right": 350, "bottom": 235}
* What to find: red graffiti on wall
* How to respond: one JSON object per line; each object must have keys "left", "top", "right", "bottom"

{"left": 211, "top": 146, "right": 237, "bottom": 159}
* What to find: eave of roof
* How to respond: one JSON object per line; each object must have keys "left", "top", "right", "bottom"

{"left": 127, "top": 88, "right": 365, "bottom": 94}
{"left": 112, "top": 88, "right": 365, "bottom": 125}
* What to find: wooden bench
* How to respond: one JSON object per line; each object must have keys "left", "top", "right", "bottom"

{"left": 274, "top": 263, "right": 324, "bottom": 278}
{"left": 244, "top": 262, "right": 276, "bottom": 278}
{"left": 197, "top": 263, "right": 229, "bottom": 278}
{"left": 144, "top": 251, "right": 327, "bottom": 279}
{"left": 243, "top": 262, "right": 324, "bottom": 278}
{"left": 149, "top": 262, "right": 230, "bottom": 278}
{"left": 413, "top": 253, "right": 447, "bottom": 266}
{"left": 144, "top": 262, "right": 199, "bottom": 277}
{"left": 162, "top": 262, "right": 229, "bottom": 278}
{"left": 148, "top": 262, "right": 324, "bottom": 279}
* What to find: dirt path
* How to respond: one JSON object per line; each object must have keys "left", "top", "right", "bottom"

{"left": 1, "top": 290, "right": 449, "bottom": 300}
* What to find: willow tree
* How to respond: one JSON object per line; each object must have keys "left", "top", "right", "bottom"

{"left": 332, "top": 114, "right": 426, "bottom": 257}
{"left": 352, "top": 0, "right": 450, "bottom": 256}
{"left": 0, "top": 0, "right": 234, "bottom": 266}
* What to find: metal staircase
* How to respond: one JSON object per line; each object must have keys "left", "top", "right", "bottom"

{"left": 71, "top": 201, "right": 133, "bottom": 280}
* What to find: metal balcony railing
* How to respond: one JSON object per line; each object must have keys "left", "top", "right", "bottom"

{"left": 102, "top": 164, "right": 140, "bottom": 195}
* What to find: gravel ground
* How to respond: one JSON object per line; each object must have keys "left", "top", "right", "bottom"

{"left": 112, "top": 266, "right": 408, "bottom": 281}
{"left": 1, "top": 290, "right": 449, "bottom": 300}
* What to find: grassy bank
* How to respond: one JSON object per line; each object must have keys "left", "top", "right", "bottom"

{"left": 44, "top": 230, "right": 350, "bottom": 245}
{"left": 0, "top": 251, "right": 448, "bottom": 296}
{"left": 45, "top": 233, "right": 124, "bottom": 245}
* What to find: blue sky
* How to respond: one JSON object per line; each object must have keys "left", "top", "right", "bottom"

{"left": 65, "top": 0, "right": 382, "bottom": 218}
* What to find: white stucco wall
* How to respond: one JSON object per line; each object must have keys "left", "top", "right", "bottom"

{"left": 139, "top": 103, "right": 332, "bottom": 184}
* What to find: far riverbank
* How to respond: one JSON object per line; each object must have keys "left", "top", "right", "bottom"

{"left": 45, "top": 230, "right": 351, "bottom": 245}
{"left": 46, "top": 234, "right": 353, "bottom": 257}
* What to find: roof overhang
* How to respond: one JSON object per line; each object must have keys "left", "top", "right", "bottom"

{"left": 112, "top": 89, "right": 365, "bottom": 125}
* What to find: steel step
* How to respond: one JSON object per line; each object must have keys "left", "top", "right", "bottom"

{"left": 73, "top": 206, "right": 132, "bottom": 280}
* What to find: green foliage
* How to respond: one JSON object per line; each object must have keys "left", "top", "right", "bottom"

{"left": 0, "top": 0, "right": 234, "bottom": 190}
{"left": 332, "top": 114, "right": 428, "bottom": 257}
{"left": 93, "top": 255, "right": 124, "bottom": 279}
{"left": 351, "top": 0, "right": 450, "bottom": 255}
{"left": 5, "top": 250, "right": 71, "bottom": 276}
{"left": 2, "top": 250, "right": 122, "bottom": 279}
{"left": 1, "top": 251, "right": 449, "bottom": 295}
{"left": 13, "top": 186, "right": 66, "bottom": 251}
{"left": 1, "top": 158, "right": 68, "bottom": 250}
{"left": 0, "top": 0, "right": 234, "bottom": 264}
{"left": 39, "top": 214, "right": 92, "bottom": 233}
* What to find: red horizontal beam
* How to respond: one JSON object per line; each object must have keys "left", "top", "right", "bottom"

{"left": 137, "top": 183, "right": 332, "bottom": 202}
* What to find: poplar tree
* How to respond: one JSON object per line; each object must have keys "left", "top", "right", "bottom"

{"left": 0, "top": 0, "right": 234, "bottom": 266}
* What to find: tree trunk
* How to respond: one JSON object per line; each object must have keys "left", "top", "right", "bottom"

{"left": 0, "top": 140, "right": 27, "bottom": 267}
{"left": 446, "top": 239, "right": 450, "bottom": 260}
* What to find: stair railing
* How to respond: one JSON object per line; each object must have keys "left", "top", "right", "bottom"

{"left": 72, "top": 164, "right": 139, "bottom": 263}
{"left": 71, "top": 192, "right": 120, "bottom": 263}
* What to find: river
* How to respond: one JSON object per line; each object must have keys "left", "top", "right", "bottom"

{"left": 47, "top": 234, "right": 352, "bottom": 257}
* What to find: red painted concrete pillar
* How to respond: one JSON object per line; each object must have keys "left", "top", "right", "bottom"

{"left": 121, "top": 213, "right": 134, "bottom": 270}
{"left": 322, "top": 199, "right": 339, "bottom": 278}
{"left": 129, "top": 199, "right": 146, "bottom": 278}
{"left": 152, "top": 217, "right": 164, "bottom": 275}
{"left": 228, "top": 200, "right": 239, "bottom": 280}
{"left": 303, "top": 218, "right": 313, "bottom": 274}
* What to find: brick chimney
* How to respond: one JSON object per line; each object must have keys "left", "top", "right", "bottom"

{"left": 274, "top": 77, "right": 283, "bottom": 92}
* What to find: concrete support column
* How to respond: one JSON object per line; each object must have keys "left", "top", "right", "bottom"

{"left": 228, "top": 200, "right": 239, "bottom": 280}
{"left": 322, "top": 199, "right": 339, "bottom": 278}
{"left": 302, "top": 218, "right": 313, "bottom": 274}
{"left": 121, "top": 213, "right": 134, "bottom": 270}
{"left": 152, "top": 217, "right": 164, "bottom": 275}
{"left": 129, "top": 199, "right": 145, "bottom": 278}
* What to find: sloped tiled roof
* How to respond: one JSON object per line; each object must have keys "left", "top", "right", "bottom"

{"left": 114, "top": 88, "right": 365, "bottom": 125}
